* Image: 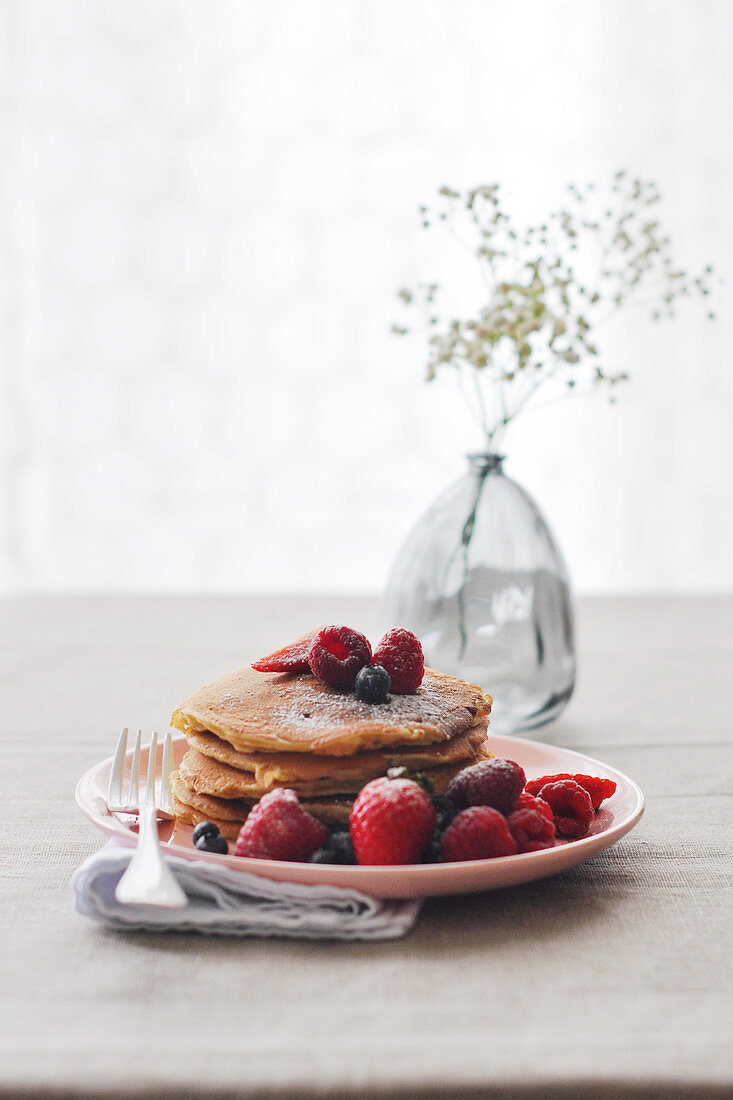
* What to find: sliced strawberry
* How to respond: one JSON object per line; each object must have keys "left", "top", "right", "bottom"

{"left": 251, "top": 628, "right": 321, "bottom": 673}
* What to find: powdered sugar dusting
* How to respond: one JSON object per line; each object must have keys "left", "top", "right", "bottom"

{"left": 178, "top": 665, "right": 490, "bottom": 753}
{"left": 270, "top": 676, "right": 477, "bottom": 738}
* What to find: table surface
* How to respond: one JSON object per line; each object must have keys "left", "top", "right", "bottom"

{"left": 1, "top": 595, "right": 731, "bottom": 1100}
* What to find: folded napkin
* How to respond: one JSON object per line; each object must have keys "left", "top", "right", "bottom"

{"left": 72, "top": 841, "right": 421, "bottom": 941}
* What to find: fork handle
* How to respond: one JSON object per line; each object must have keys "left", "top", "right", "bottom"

{"left": 115, "top": 805, "right": 188, "bottom": 908}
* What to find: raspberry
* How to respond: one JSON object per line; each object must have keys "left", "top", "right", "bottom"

{"left": 440, "top": 806, "right": 518, "bottom": 862}
{"left": 371, "top": 628, "right": 424, "bottom": 693}
{"left": 507, "top": 806, "right": 556, "bottom": 853}
{"left": 445, "top": 757, "right": 526, "bottom": 816}
{"left": 526, "top": 773, "right": 617, "bottom": 810}
{"left": 514, "top": 791, "right": 554, "bottom": 821}
{"left": 536, "top": 780, "right": 594, "bottom": 839}
{"left": 233, "top": 789, "right": 328, "bottom": 862}
{"left": 251, "top": 628, "right": 320, "bottom": 673}
{"left": 307, "top": 625, "right": 372, "bottom": 689}
{"left": 349, "top": 777, "right": 437, "bottom": 865}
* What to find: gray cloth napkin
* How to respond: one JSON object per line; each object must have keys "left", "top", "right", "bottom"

{"left": 72, "top": 840, "right": 421, "bottom": 940}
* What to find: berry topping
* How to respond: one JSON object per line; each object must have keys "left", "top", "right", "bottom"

{"left": 433, "top": 795, "right": 459, "bottom": 833}
{"left": 507, "top": 806, "right": 556, "bottom": 853}
{"left": 371, "top": 628, "right": 425, "bottom": 693}
{"left": 309, "top": 830, "right": 357, "bottom": 865}
{"left": 536, "top": 779, "right": 594, "bottom": 839}
{"left": 525, "top": 773, "right": 617, "bottom": 810}
{"left": 307, "top": 625, "right": 372, "bottom": 689}
{"left": 251, "top": 628, "right": 320, "bottom": 673}
{"left": 350, "top": 776, "right": 437, "bottom": 865}
{"left": 445, "top": 757, "right": 526, "bottom": 816}
{"left": 192, "top": 821, "right": 220, "bottom": 844}
{"left": 440, "top": 806, "right": 518, "bottom": 862}
{"left": 421, "top": 831, "right": 444, "bottom": 863}
{"left": 195, "top": 832, "right": 229, "bottom": 854}
{"left": 514, "top": 791, "right": 554, "bottom": 821}
{"left": 355, "top": 664, "right": 391, "bottom": 703}
{"left": 309, "top": 848, "right": 336, "bottom": 865}
{"left": 234, "top": 789, "right": 328, "bottom": 862}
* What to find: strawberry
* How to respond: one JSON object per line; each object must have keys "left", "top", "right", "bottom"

{"left": 349, "top": 777, "right": 437, "bottom": 865}
{"left": 251, "top": 628, "right": 320, "bottom": 673}
{"left": 233, "top": 789, "right": 328, "bottom": 862}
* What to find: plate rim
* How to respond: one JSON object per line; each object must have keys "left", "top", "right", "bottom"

{"left": 75, "top": 731, "right": 645, "bottom": 898}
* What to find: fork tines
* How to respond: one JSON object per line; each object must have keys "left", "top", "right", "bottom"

{"left": 107, "top": 727, "right": 174, "bottom": 817}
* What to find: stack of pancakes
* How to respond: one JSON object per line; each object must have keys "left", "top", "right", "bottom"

{"left": 169, "top": 665, "right": 493, "bottom": 840}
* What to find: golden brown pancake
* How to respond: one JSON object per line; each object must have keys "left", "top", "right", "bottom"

{"left": 170, "top": 796, "right": 242, "bottom": 841}
{"left": 170, "top": 775, "right": 352, "bottom": 836}
{"left": 172, "top": 666, "right": 491, "bottom": 756}
{"left": 184, "top": 724, "right": 488, "bottom": 786}
{"left": 176, "top": 742, "right": 493, "bottom": 800}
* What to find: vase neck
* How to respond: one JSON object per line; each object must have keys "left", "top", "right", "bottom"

{"left": 467, "top": 452, "right": 505, "bottom": 475}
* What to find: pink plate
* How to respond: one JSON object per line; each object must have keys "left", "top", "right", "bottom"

{"left": 75, "top": 733, "right": 644, "bottom": 899}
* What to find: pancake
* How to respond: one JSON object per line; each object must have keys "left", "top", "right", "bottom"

{"left": 172, "top": 666, "right": 491, "bottom": 756}
{"left": 170, "top": 796, "right": 242, "bottom": 841}
{"left": 184, "top": 723, "right": 489, "bottom": 786}
{"left": 176, "top": 742, "right": 494, "bottom": 800}
{"left": 170, "top": 775, "right": 352, "bottom": 837}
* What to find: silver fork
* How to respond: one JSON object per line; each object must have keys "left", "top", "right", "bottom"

{"left": 107, "top": 727, "right": 187, "bottom": 909}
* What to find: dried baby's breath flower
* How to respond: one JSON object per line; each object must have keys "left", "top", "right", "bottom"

{"left": 395, "top": 175, "right": 718, "bottom": 449}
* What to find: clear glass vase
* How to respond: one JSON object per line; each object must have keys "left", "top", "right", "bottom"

{"left": 381, "top": 453, "right": 576, "bottom": 735}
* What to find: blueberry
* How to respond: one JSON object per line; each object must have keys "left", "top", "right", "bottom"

{"left": 421, "top": 832, "right": 444, "bottom": 864}
{"left": 355, "top": 664, "right": 391, "bottom": 704}
{"left": 195, "top": 833, "right": 228, "bottom": 854}
{"left": 192, "top": 821, "right": 219, "bottom": 844}
{"left": 309, "top": 830, "right": 356, "bottom": 865}
{"left": 433, "top": 795, "right": 458, "bottom": 833}
{"left": 310, "top": 847, "right": 335, "bottom": 864}
{"left": 327, "top": 830, "right": 357, "bottom": 864}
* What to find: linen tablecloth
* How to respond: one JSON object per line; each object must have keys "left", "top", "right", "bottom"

{"left": 1, "top": 595, "right": 731, "bottom": 1099}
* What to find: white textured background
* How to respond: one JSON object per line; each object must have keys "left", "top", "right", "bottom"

{"left": 1, "top": 0, "right": 731, "bottom": 595}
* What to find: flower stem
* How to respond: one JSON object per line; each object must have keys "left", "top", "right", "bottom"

{"left": 456, "top": 461, "right": 491, "bottom": 659}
